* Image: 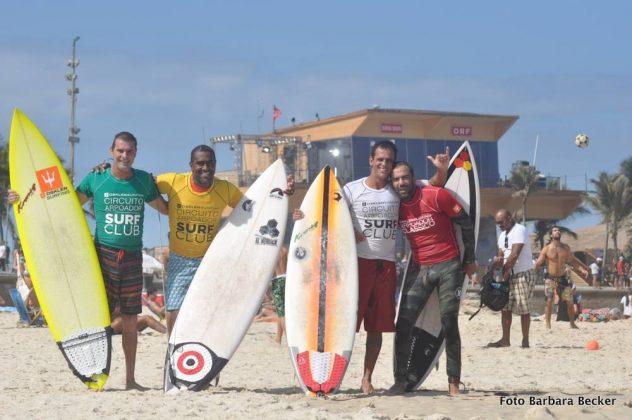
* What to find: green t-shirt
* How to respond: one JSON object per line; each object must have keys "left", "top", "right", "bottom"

{"left": 76, "top": 168, "right": 159, "bottom": 251}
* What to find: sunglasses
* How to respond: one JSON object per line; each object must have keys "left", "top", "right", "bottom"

{"left": 504, "top": 235, "right": 509, "bottom": 249}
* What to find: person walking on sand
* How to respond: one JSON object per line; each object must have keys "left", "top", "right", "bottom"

{"left": 534, "top": 226, "right": 588, "bottom": 330}
{"left": 487, "top": 209, "right": 534, "bottom": 349}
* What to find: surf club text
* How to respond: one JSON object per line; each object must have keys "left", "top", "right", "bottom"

{"left": 104, "top": 213, "right": 141, "bottom": 236}
{"left": 176, "top": 222, "right": 216, "bottom": 243}
{"left": 360, "top": 201, "right": 398, "bottom": 240}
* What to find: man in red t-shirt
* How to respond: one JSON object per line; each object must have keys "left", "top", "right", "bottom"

{"left": 390, "top": 161, "right": 476, "bottom": 396}
{"left": 616, "top": 256, "right": 626, "bottom": 290}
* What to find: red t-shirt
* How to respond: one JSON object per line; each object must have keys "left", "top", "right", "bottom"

{"left": 617, "top": 260, "right": 625, "bottom": 276}
{"left": 399, "top": 185, "right": 463, "bottom": 265}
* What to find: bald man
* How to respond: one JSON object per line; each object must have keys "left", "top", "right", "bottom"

{"left": 488, "top": 209, "right": 534, "bottom": 348}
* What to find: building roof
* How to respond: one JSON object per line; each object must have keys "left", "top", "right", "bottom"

{"left": 481, "top": 188, "right": 586, "bottom": 220}
{"left": 272, "top": 107, "right": 519, "bottom": 142}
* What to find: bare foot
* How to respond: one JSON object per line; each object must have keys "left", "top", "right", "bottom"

{"left": 361, "top": 377, "right": 375, "bottom": 395}
{"left": 486, "top": 340, "right": 510, "bottom": 348}
{"left": 545, "top": 323, "right": 551, "bottom": 330}
{"left": 570, "top": 323, "right": 579, "bottom": 329}
{"left": 521, "top": 338, "right": 530, "bottom": 348}
{"left": 448, "top": 382, "right": 460, "bottom": 396}
{"left": 126, "top": 382, "right": 149, "bottom": 391}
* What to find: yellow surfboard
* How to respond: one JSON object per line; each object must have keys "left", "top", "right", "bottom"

{"left": 9, "top": 109, "right": 111, "bottom": 390}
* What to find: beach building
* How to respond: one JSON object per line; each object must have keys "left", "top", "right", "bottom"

{"left": 210, "top": 107, "right": 585, "bottom": 267}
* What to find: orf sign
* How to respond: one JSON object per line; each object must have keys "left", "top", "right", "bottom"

{"left": 451, "top": 126, "right": 472, "bottom": 136}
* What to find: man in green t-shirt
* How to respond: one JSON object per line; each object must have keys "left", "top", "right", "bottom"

{"left": 76, "top": 131, "right": 167, "bottom": 391}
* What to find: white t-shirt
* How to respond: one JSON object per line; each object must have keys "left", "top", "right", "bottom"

{"left": 621, "top": 295, "right": 632, "bottom": 317}
{"left": 590, "top": 262, "right": 600, "bottom": 276}
{"left": 0, "top": 244, "right": 6, "bottom": 259}
{"left": 343, "top": 177, "right": 400, "bottom": 261}
{"left": 497, "top": 222, "right": 533, "bottom": 273}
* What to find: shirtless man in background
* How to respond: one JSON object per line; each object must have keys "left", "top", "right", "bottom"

{"left": 534, "top": 225, "right": 588, "bottom": 329}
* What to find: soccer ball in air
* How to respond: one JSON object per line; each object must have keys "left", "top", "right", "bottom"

{"left": 575, "top": 133, "right": 589, "bottom": 148}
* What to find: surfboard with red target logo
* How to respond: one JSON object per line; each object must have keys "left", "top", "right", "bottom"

{"left": 285, "top": 166, "right": 358, "bottom": 396}
{"left": 164, "top": 159, "right": 288, "bottom": 392}
{"left": 393, "top": 141, "right": 480, "bottom": 391}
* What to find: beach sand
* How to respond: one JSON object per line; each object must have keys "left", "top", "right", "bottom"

{"left": 1, "top": 298, "right": 631, "bottom": 420}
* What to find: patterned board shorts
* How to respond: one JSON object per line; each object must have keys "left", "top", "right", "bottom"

{"left": 271, "top": 275, "right": 286, "bottom": 317}
{"left": 505, "top": 269, "right": 535, "bottom": 315}
{"left": 165, "top": 253, "right": 202, "bottom": 311}
{"left": 544, "top": 275, "right": 573, "bottom": 303}
{"left": 95, "top": 243, "right": 143, "bottom": 315}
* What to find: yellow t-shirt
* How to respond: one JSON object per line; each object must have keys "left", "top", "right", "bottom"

{"left": 156, "top": 173, "right": 243, "bottom": 258}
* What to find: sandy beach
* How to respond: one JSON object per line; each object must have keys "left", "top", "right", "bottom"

{"left": 1, "top": 297, "right": 631, "bottom": 420}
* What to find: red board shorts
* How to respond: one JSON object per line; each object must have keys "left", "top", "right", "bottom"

{"left": 356, "top": 257, "right": 396, "bottom": 333}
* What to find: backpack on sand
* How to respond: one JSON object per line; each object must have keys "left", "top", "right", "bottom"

{"left": 469, "top": 269, "right": 509, "bottom": 320}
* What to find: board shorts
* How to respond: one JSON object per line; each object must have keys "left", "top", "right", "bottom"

{"left": 357, "top": 257, "right": 396, "bottom": 333}
{"left": 544, "top": 274, "right": 573, "bottom": 303}
{"left": 95, "top": 243, "right": 143, "bottom": 316}
{"left": 165, "top": 252, "right": 202, "bottom": 311}
{"left": 505, "top": 269, "right": 535, "bottom": 315}
{"left": 271, "top": 275, "right": 286, "bottom": 317}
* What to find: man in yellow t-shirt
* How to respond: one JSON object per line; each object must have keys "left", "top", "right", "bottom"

{"left": 156, "top": 145, "right": 242, "bottom": 335}
{"left": 158, "top": 145, "right": 295, "bottom": 334}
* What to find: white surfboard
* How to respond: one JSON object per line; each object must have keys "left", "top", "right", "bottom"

{"left": 393, "top": 141, "right": 480, "bottom": 391}
{"left": 165, "top": 159, "right": 288, "bottom": 392}
{"left": 285, "top": 166, "right": 358, "bottom": 396}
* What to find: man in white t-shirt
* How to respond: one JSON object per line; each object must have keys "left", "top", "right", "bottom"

{"left": 589, "top": 258, "right": 602, "bottom": 288}
{"left": 487, "top": 209, "right": 534, "bottom": 348}
{"left": 342, "top": 140, "right": 448, "bottom": 394}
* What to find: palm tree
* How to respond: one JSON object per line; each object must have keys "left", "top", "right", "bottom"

{"left": 585, "top": 172, "right": 632, "bottom": 261}
{"left": 621, "top": 155, "right": 632, "bottom": 182}
{"left": 619, "top": 155, "right": 632, "bottom": 257}
{"left": 508, "top": 163, "right": 540, "bottom": 224}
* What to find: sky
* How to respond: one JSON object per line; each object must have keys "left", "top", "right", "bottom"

{"left": 1, "top": 0, "right": 630, "bottom": 248}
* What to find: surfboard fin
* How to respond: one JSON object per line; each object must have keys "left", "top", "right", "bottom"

{"left": 84, "top": 373, "right": 108, "bottom": 390}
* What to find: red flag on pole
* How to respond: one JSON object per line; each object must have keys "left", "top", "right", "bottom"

{"left": 273, "top": 105, "right": 282, "bottom": 122}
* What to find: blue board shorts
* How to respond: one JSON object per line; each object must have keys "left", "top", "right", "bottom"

{"left": 166, "top": 253, "right": 202, "bottom": 311}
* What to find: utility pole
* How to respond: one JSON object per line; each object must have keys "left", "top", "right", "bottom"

{"left": 66, "top": 36, "right": 80, "bottom": 181}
